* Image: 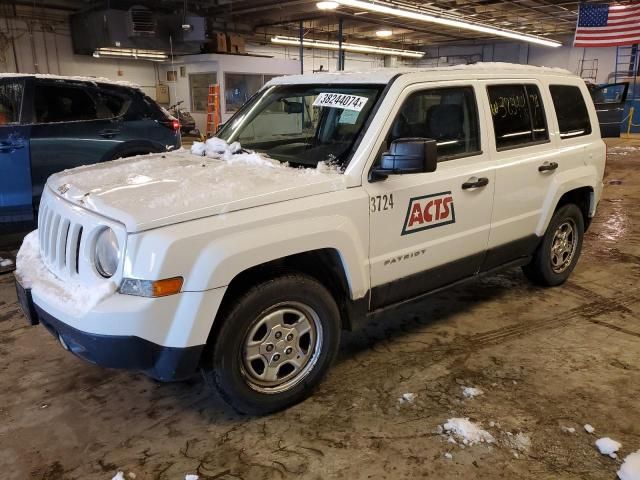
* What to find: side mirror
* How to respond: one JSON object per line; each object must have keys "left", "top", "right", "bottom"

{"left": 283, "top": 100, "right": 304, "bottom": 114}
{"left": 370, "top": 138, "right": 438, "bottom": 182}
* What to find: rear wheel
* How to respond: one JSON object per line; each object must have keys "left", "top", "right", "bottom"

{"left": 207, "top": 274, "right": 341, "bottom": 415}
{"left": 522, "top": 203, "right": 584, "bottom": 286}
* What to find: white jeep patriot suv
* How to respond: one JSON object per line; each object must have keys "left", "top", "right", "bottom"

{"left": 16, "top": 63, "right": 605, "bottom": 414}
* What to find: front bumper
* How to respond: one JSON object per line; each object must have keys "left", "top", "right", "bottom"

{"left": 15, "top": 278, "right": 223, "bottom": 381}
{"left": 37, "top": 305, "right": 203, "bottom": 381}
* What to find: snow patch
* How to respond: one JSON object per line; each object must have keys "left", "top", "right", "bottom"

{"left": 0, "top": 257, "right": 13, "bottom": 268}
{"left": 462, "top": 386, "right": 484, "bottom": 399}
{"left": 584, "top": 424, "right": 595, "bottom": 434}
{"left": 112, "top": 472, "right": 125, "bottom": 480}
{"left": 444, "top": 452, "right": 453, "bottom": 459}
{"left": 0, "top": 72, "right": 140, "bottom": 89}
{"left": 443, "top": 418, "right": 495, "bottom": 446}
{"left": 618, "top": 450, "right": 640, "bottom": 480}
{"left": 399, "top": 393, "right": 416, "bottom": 404}
{"left": 596, "top": 437, "right": 622, "bottom": 457}
{"left": 185, "top": 475, "right": 199, "bottom": 480}
{"left": 16, "top": 231, "right": 116, "bottom": 317}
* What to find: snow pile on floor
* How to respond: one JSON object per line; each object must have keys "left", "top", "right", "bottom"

{"left": 399, "top": 393, "right": 416, "bottom": 404}
{"left": 585, "top": 424, "right": 595, "bottom": 434}
{"left": 185, "top": 475, "right": 199, "bottom": 480}
{"left": 462, "top": 386, "right": 484, "bottom": 398}
{"left": 503, "top": 431, "right": 531, "bottom": 453}
{"left": 619, "top": 450, "right": 640, "bottom": 480}
{"left": 16, "top": 231, "right": 116, "bottom": 317}
{"left": 596, "top": 437, "right": 622, "bottom": 458}
{"left": 111, "top": 473, "right": 124, "bottom": 480}
{"left": 443, "top": 418, "right": 495, "bottom": 446}
{"left": 0, "top": 257, "right": 13, "bottom": 268}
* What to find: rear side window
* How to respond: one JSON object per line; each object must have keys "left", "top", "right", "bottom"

{"left": 34, "top": 83, "right": 98, "bottom": 123}
{"left": 95, "top": 89, "right": 131, "bottom": 119}
{"left": 549, "top": 85, "right": 592, "bottom": 139}
{"left": 487, "top": 84, "right": 549, "bottom": 150}
{"left": 0, "top": 80, "right": 24, "bottom": 125}
{"left": 388, "top": 86, "right": 481, "bottom": 161}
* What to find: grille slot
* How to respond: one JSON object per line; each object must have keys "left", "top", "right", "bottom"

{"left": 38, "top": 207, "right": 84, "bottom": 279}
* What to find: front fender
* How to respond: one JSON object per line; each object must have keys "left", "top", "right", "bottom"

{"left": 188, "top": 215, "right": 369, "bottom": 299}
{"left": 535, "top": 165, "right": 599, "bottom": 236}
{"left": 124, "top": 194, "right": 370, "bottom": 301}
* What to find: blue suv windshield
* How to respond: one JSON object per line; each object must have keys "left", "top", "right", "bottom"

{"left": 216, "top": 84, "right": 383, "bottom": 168}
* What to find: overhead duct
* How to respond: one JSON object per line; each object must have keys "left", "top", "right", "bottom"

{"left": 70, "top": 6, "right": 205, "bottom": 60}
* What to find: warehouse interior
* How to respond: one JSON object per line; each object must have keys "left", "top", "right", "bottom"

{"left": 1, "top": 1, "right": 640, "bottom": 479}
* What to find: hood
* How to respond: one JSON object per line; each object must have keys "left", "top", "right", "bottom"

{"left": 48, "top": 149, "right": 347, "bottom": 232}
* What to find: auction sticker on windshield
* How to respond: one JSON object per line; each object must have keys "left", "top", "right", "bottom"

{"left": 313, "top": 93, "right": 369, "bottom": 111}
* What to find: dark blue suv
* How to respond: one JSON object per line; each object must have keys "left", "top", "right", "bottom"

{"left": 0, "top": 75, "right": 180, "bottom": 228}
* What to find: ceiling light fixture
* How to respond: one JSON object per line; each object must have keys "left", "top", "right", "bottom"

{"left": 333, "top": 0, "right": 562, "bottom": 47}
{"left": 316, "top": 1, "right": 339, "bottom": 10}
{"left": 93, "top": 47, "right": 168, "bottom": 61}
{"left": 271, "top": 35, "right": 424, "bottom": 58}
{"left": 375, "top": 29, "right": 393, "bottom": 37}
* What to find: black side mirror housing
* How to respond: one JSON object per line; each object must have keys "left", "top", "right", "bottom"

{"left": 283, "top": 100, "right": 304, "bottom": 114}
{"left": 370, "top": 138, "right": 438, "bottom": 182}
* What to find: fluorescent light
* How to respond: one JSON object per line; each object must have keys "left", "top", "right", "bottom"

{"left": 93, "top": 47, "right": 169, "bottom": 61}
{"left": 317, "top": 1, "right": 339, "bottom": 9}
{"left": 375, "top": 29, "right": 393, "bottom": 37}
{"left": 271, "top": 35, "right": 424, "bottom": 58}
{"left": 334, "top": 0, "right": 562, "bottom": 47}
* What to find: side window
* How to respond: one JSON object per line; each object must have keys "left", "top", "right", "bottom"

{"left": 549, "top": 85, "right": 592, "bottom": 139}
{"left": 34, "top": 83, "right": 98, "bottom": 123}
{"left": 94, "top": 90, "right": 131, "bottom": 120}
{"left": 487, "top": 84, "right": 549, "bottom": 150}
{"left": 388, "top": 86, "right": 481, "bottom": 161}
{"left": 0, "top": 80, "right": 24, "bottom": 125}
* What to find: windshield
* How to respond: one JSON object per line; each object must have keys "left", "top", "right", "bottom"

{"left": 216, "top": 84, "right": 383, "bottom": 168}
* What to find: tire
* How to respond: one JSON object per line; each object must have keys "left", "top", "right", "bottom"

{"left": 207, "top": 274, "right": 341, "bottom": 415}
{"left": 522, "top": 203, "right": 584, "bottom": 287}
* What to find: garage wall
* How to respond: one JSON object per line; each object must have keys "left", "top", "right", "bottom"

{"left": 158, "top": 52, "right": 300, "bottom": 130}
{"left": 0, "top": 16, "right": 159, "bottom": 97}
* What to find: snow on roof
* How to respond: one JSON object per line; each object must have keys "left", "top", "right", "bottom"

{"left": 0, "top": 73, "right": 140, "bottom": 89}
{"left": 267, "top": 62, "right": 575, "bottom": 86}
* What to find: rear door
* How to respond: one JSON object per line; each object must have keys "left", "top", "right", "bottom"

{"left": 591, "top": 82, "right": 629, "bottom": 138}
{"left": 29, "top": 80, "right": 124, "bottom": 199}
{"left": 0, "top": 77, "right": 33, "bottom": 224}
{"left": 481, "top": 81, "right": 556, "bottom": 268}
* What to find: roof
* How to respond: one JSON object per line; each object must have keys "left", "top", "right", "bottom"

{"left": 0, "top": 73, "right": 140, "bottom": 89}
{"left": 266, "top": 62, "right": 575, "bottom": 86}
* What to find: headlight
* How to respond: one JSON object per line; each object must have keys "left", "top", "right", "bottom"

{"left": 95, "top": 228, "right": 120, "bottom": 278}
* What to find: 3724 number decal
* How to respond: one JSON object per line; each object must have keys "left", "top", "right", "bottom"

{"left": 370, "top": 194, "right": 394, "bottom": 212}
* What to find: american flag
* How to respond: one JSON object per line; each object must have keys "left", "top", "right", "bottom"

{"left": 574, "top": 3, "right": 640, "bottom": 47}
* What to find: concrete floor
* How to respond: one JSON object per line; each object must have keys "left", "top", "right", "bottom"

{"left": 1, "top": 138, "right": 640, "bottom": 480}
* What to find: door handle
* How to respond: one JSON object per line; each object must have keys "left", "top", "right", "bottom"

{"left": 462, "top": 177, "right": 489, "bottom": 190}
{"left": 99, "top": 129, "right": 120, "bottom": 138}
{"left": 538, "top": 161, "right": 558, "bottom": 172}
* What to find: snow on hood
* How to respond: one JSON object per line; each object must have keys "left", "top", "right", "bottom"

{"left": 48, "top": 138, "right": 346, "bottom": 232}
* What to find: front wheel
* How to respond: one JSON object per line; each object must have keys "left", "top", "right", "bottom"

{"left": 207, "top": 274, "right": 341, "bottom": 415}
{"left": 523, "top": 203, "right": 584, "bottom": 286}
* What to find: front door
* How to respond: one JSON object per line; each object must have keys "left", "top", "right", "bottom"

{"left": 591, "top": 82, "right": 629, "bottom": 138}
{"left": 29, "top": 80, "right": 123, "bottom": 200}
{"left": 366, "top": 83, "right": 495, "bottom": 310}
{"left": 0, "top": 77, "right": 33, "bottom": 224}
